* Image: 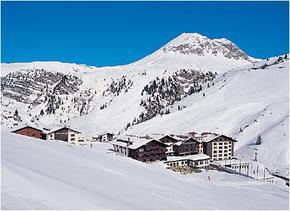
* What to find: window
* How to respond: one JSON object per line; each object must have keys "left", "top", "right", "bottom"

{"left": 219, "top": 146, "right": 223, "bottom": 149}
{"left": 214, "top": 143, "right": 217, "bottom": 145}
{"left": 219, "top": 150, "right": 223, "bottom": 153}
{"left": 213, "top": 150, "right": 217, "bottom": 153}
{"left": 219, "top": 154, "right": 222, "bottom": 157}
{"left": 213, "top": 154, "right": 217, "bottom": 157}
{"left": 224, "top": 154, "right": 228, "bottom": 156}
{"left": 139, "top": 148, "right": 144, "bottom": 152}
{"left": 219, "top": 143, "right": 223, "bottom": 145}
{"left": 71, "top": 134, "right": 75, "bottom": 137}
{"left": 224, "top": 146, "right": 228, "bottom": 149}
{"left": 71, "top": 138, "right": 75, "bottom": 141}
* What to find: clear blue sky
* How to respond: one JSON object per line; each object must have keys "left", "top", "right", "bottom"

{"left": 2, "top": 1, "right": 289, "bottom": 67}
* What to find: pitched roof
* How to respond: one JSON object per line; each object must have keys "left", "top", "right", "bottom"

{"left": 202, "top": 134, "right": 237, "bottom": 143}
{"left": 165, "top": 154, "right": 210, "bottom": 162}
{"left": 11, "top": 124, "right": 43, "bottom": 133}
{"left": 47, "top": 126, "right": 81, "bottom": 134}
{"left": 112, "top": 136, "right": 167, "bottom": 150}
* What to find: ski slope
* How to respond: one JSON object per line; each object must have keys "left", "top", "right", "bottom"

{"left": 1, "top": 131, "right": 289, "bottom": 210}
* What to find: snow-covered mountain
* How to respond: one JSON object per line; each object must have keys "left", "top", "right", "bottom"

{"left": 1, "top": 33, "right": 289, "bottom": 178}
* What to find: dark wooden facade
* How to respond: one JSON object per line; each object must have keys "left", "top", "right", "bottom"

{"left": 159, "top": 135, "right": 179, "bottom": 144}
{"left": 54, "top": 128, "right": 69, "bottom": 142}
{"left": 129, "top": 140, "right": 167, "bottom": 162}
{"left": 173, "top": 138, "right": 199, "bottom": 156}
{"left": 12, "top": 126, "right": 45, "bottom": 139}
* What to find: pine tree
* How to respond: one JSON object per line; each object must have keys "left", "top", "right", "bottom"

{"left": 256, "top": 135, "right": 262, "bottom": 145}
{"left": 14, "top": 109, "right": 19, "bottom": 116}
{"left": 40, "top": 109, "right": 44, "bottom": 116}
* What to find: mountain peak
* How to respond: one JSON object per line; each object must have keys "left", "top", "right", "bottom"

{"left": 162, "top": 33, "right": 254, "bottom": 62}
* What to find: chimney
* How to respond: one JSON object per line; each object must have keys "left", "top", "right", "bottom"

{"left": 127, "top": 137, "right": 132, "bottom": 146}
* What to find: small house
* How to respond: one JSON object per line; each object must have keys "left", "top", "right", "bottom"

{"left": 11, "top": 125, "right": 46, "bottom": 139}
{"left": 158, "top": 135, "right": 180, "bottom": 156}
{"left": 46, "top": 126, "right": 81, "bottom": 144}
{"left": 93, "top": 132, "right": 114, "bottom": 142}
{"left": 112, "top": 136, "right": 167, "bottom": 162}
{"left": 173, "top": 137, "right": 200, "bottom": 156}
{"left": 164, "top": 154, "right": 210, "bottom": 168}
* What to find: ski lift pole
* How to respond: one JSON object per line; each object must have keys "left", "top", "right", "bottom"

{"left": 263, "top": 167, "right": 266, "bottom": 181}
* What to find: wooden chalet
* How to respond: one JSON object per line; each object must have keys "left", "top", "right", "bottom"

{"left": 92, "top": 132, "right": 114, "bottom": 142}
{"left": 173, "top": 137, "right": 200, "bottom": 156}
{"left": 159, "top": 134, "right": 202, "bottom": 156}
{"left": 12, "top": 125, "right": 46, "bottom": 139}
{"left": 158, "top": 135, "right": 180, "bottom": 156}
{"left": 112, "top": 136, "right": 167, "bottom": 162}
{"left": 46, "top": 126, "right": 81, "bottom": 144}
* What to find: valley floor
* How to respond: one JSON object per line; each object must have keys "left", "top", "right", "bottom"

{"left": 1, "top": 131, "right": 289, "bottom": 210}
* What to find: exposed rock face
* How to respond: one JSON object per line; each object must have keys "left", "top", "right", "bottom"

{"left": 163, "top": 33, "right": 252, "bottom": 61}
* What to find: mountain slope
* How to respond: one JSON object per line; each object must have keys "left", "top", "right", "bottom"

{"left": 1, "top": 33, "right": 288, "bottom": 178}
{"left": 2, "top": 131, "right": 288, "bottom": 209}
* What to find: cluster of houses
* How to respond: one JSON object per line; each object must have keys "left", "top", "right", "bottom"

{"left": 111, "top": 131, "right": 237, "bottom": 169}
{"left": 11, "top": 125, "right": 83, "bottom": 143}
{"left": 11, "top": 125, "right": 237, "bottom": 170}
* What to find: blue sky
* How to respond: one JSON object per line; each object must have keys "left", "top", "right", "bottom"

{"left": 2, "top": 1, "right": 289, "bottom": 67}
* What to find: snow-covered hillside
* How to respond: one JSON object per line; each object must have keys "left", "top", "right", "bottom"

{"left": 2, "top": 131, "right": 289, "bottom": 209}
{"left": 1, "top": 33, "right": 289, "bottom": 179}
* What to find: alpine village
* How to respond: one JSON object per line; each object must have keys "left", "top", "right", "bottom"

{"left": 12, "top": 124, "right": 245, "bottom": 175}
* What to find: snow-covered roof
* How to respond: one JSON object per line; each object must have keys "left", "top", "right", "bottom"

{"left": 98, "top": 131, "right": 114, "bottom": 136}
{"left": 112, "top": 136, "right": 167, "bottom": 150}
{"left": 147, "top": 133, "right": 165, "bottom": 140}
{"left": 170, "top": 135, "right": 189, "bottom": 141}
{"left": 46, "top": 126, "right": 81, "bottom": 134}
{"left": 202, "top": 134, "right": 237, "bottom": 143}
{"left": 111, "top": 140, "right": 129, "bottom": 147}
{"left": 202, "top": 134, "right": 220, "bottom": 143}
{"left": 174, "top": 141, "right": 183, "bottom": 146}
{"left": 11, "top": 124, "right": 43, "bottom": 132}
{"left": 165, "top": 154, "right": 210, "bottom": 162}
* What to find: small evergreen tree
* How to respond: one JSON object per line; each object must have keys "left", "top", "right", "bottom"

{"left": 14, "top": 109, "right": 19, "bottom": 116}
{"left": 256, "top": 135, "right": 262, "bottom": 145}
{"left": 40, "top": 109, "right": 44, "bottom": 116}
